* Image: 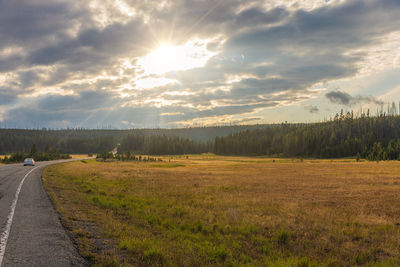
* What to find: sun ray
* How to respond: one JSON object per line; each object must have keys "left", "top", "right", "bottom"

{"left": 137, "top": 39, "right": 217, "bottom": 75}
{"left": 181, "top": 0, "right": 224, "bottom": 39}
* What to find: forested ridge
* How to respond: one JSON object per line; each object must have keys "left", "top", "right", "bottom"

{"left": 214, "top": 112, "right": 400, "bottom": 160}
{"left": 0, "top": 125, "right": 266, "bottom": 154}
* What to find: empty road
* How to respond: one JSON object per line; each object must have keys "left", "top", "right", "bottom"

{"left": 0, "top": 161, "right": 86, "bottom": 266}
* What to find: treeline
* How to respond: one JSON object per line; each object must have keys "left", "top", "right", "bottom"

{"left": 0, "top": 129, "right": 116, "bottom": 154}
{"left": 214, "top": 112, "right": 400, "bottom": 160}
{"left": 1, "top": 144, "right": 71, "bottom": 163}
{"left": 0, "top": 125, "right": 267, "bottom": 154}
{"left": 97, "top": 151, "right": 162, "bottom": 162}
{"left": 4, "top": 112, "right": 400, "bottom": 160}
{"left": 118, "top": 134, "right": 212, "bottom": 155}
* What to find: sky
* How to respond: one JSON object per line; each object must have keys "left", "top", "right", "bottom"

{"left": 0, "top": 0, "right": 400, "bottom": 129}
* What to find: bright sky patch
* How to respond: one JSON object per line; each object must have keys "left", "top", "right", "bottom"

{"left": 137, "top": 39, "right": 216, "bottom": 75}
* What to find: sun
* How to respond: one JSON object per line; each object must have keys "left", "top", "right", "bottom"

{"left": 137, "top": 39, "right": 216, "bottom": 75}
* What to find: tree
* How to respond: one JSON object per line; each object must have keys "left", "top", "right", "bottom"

{"left": 30, "top": 144, "right": 38, "bottom": 156}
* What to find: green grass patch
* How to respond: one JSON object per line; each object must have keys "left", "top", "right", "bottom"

{"left": 151, "top": 163, "right": 185, "bottom": 168}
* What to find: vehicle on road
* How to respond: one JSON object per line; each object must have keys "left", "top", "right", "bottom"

{"left": 23, "top": 158, "right": 35, "bottom": 166}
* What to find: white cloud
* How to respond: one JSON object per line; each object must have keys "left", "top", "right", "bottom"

{"left": 134, "top": 77, "right": 177, "bottom": 89}
{"left": 348, "top": 31, "right": 400, "bottom": 75}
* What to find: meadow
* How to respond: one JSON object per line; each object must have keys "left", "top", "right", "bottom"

{"left": 42, "top": 155, "right": 400, "bottom": 266}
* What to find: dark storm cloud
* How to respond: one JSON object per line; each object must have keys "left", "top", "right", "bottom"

{"left": 0, "top": 54, "right": 24, "bottom": 72}
{"left": 224, "top": 0, "right": 400, "bottom": 69}
{"left": 326, "top": 90, "right": 384, "bottom": 106}
{"left": 326, "top": 91, "right": 352, "bottom": 105}
{"left": 18, "top": 70, "right": 40, "bottom": 89}
{"left": 2, "top": 90, "right": 122, "bottom": 128}
{"left": 227, "top": 0, "right": 400, "bottom": 53}
{"left": 0, "top": 0, "right": 92, "bottom": 73}
{"left": 138, "top": 0, "right": 242, "bottom": 40}
{"left": 230, "top": 77, "right": 296, "bottom": 98}
{"left": 304, "top": 105, "right": 319, "bottom": 114}
{"left": 0, "top": 0, "right": 89, "bottom": 50}
{"left": 28, "top": 18, "right": 152, "bottom": 70}
{"left": 234, "top": 7, "right": 289, "bottom": 29}
{"left": 0, "top": 1, "right": 151, "bottom": 75}
{"left": 36, "top": 90, "right": 120, "bottom": 111}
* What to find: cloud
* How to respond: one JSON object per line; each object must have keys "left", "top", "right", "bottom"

{"left": 304, "top": 105, "right": 319, "bottom": 114}
{"left": 27, "top": 18, "right": 152, "bottom": 70}
{"left": 17, "top": 70, "right": 40, "bottom": 89}
{"left": 0, "top": 0, "right": 88, "bottom": 49}
{"left": 325, "top": 90, "right": 384, "bottom": 106}
{"left": 233, "top": 7, "right": 289, "bottom": 29}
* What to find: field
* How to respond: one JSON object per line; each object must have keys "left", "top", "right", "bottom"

{"left": 42, "top": 155, "right": 400, "bottom": 266}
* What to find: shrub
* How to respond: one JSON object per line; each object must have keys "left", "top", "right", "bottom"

{"left": 275, "top": 230, "right": 290, "bottom": 247}
{"left": 143, "top": 248, "right": 166, "bottom": 266}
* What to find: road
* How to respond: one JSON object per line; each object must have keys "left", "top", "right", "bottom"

{"left": 0, "top": 160, "right": 86, "bottom": 266}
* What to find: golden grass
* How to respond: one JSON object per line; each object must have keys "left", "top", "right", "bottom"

{"left": 43, "top": 155, "right": 400, "bottom": 266}
{"left": 69, "top": 154, "right": 92, "bottom": 159}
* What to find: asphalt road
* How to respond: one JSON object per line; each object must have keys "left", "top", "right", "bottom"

{"left": 0, "top": 160, "right": 86, "bottom": 266}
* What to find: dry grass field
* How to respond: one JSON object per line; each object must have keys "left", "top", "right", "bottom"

{"left": 42, "top": 155, "right": 400, "bottom": 266}
{"left": 70, "top": 154, "right": 93, "bottom": 159}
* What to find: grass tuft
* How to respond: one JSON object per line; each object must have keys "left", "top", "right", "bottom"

{"left": 275, "top": 229, "right": 290, "bottom": 247}
{"left": 143, "top": 248, "right": 167, "bottom": 266}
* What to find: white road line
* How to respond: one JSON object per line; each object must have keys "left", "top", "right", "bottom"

{"left": 0, "top": 166, "right": 40, "bottom": 266}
